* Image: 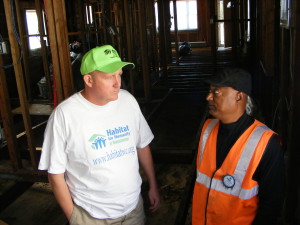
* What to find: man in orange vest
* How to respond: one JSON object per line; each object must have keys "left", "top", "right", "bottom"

{"left": 192, "top": 67, "right": 284, "bottom": 225}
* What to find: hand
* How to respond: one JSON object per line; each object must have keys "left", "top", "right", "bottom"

{"left": 148, "top": 186, "right": 160, "bottom": 212}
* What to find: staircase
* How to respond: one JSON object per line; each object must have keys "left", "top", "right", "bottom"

{"left": 167, "top": 47, "right": 235, "bottom": 94}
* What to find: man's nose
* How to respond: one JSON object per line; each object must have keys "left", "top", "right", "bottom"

{"left": 113, "top": 75, "right": 121, "bottom": 86}
{"left": 206, "top": 92, "right": 213, "bottom": 101}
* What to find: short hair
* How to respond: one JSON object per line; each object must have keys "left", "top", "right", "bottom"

{"left": 245, "top": 96, "right": 254, "bottom": 116}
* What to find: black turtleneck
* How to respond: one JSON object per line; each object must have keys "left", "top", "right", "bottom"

{"left": 216, "top": 113, "right": 285, "bottom": 225}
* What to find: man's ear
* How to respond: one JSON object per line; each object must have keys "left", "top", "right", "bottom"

{"left": 83, "top": 74, "right": 93, "bottom": 88}
{"left": 236, "top": 92, "right": 243, "bottom": 101}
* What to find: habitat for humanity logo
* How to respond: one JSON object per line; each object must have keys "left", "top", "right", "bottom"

{"left": 106, "top": 125, "right": 130, "bottom": 144}
{"left": 89, "top": 134, "right": 107, "bottom": 150}
{"left": 88, "top": 125, "right": 131, "bottom": 150}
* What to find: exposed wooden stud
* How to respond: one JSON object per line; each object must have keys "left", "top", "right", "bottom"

{"left": 3, "top": 0, "right": 38, "bottom": 170}
{"left": 123, "top": 0, "right": 135, "bottom": 94}
{"left": 147, "top": 0, "right": 159, "bottom": 77}
{"left": 210, "top": 0, "right": 217, "bottom": 68}
{"left": 231, "top": 0, "right": 238, "bottom": 64}
{"left": 44, "top": 0, "right": 64, "bottom": 104}
{"left": 172, "top": 0, "right": 179, "bottom": 64}
{"left": 52, "top": 0, "right": 74, "bottom": 98}
{"left": 14, "top": 0, "right": 32, "bottom": 102}
{"left": 137, "top": 0, "right": 151, "bottom": 100}
{"left": 0, "top": 55, "right": 22, "bottom": 170}
{"left": 138, "top": 0, "right": 151, "bottom": 100}
{"left": 157, "top": 0, "right": 171, "bottom": 79}
{"left": 77, "top": 0, "right": 88, "bottom": 53}
{"left": 240, "top": 0, "right": 245, "bottom": 48}
{"left": 35, "top": 0, "right": 53, "bottom": 100}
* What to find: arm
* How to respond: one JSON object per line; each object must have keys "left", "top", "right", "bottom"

{"left": 252, "top": 135, "right": 285, "bottom": 225}
{"left": 137, "top": 145, "right": 160, "bottom": 211}
{"left": 48, "top": 173, "right": 74, "bottom": 220}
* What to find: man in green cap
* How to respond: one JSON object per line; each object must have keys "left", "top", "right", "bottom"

{"left": 39, "top": 45, "right": 160, "bottom": 225}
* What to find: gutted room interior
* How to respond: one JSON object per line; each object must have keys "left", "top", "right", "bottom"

{"left": 0, "top": 0, "right": 300, "bottom": 224}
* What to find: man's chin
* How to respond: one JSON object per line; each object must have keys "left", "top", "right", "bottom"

{"left": 111, "top": 95, "right": 119, "bottom": 101}
{"left": 208, "top": 110, "right": 218, "bottom": 118}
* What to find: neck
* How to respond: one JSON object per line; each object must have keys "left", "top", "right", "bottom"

{"left": 81, "top": 89, "right": 106, "bottom": 106}
{"left": 220, "top": 111, "right": 245, "bottom": 124}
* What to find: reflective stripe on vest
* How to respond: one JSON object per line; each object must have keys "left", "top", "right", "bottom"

{"left": 198, "top": 119, "right": 219, "bottom": 167}
{"left": 196, "top": 121, "right": 270, "bottom": 200}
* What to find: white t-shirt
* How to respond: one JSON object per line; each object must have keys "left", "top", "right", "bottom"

{"left": 38, "top": 89, "right": 154, "bottom": 219}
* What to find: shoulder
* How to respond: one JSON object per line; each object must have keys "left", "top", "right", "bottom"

{"left": 119, "top": 89, "right": 136, "bottom": 100}
{"left": 56, "top": 93, "right": 81, "bottom": 108}
{"left": 50, "top": 93, "right": 81, "bottom": 117}
{"left": 118, "top": 89, "right": 139, "bottom": 106}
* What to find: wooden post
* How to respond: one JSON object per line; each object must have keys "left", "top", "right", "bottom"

{"left": 35, "top": 0, "right": 53, "bottom": 100}
{"left": 52, "top": 0, "right": 74, "bottom": 98}
{"left": 78, "top": 0, "right": 87, "bottom": 53}
{"left": 123, "top": 0, "right": 135, "bottom": 94}
{"left": 172, "top": 0, "right": 179, "bottom": 64}
{"left": 210, "top": 0, "right": 217, "bottom": 68}
{"left": 231, "top": 0, "right": 238, "bottom": 64}
{"left": 14, "top": 0, "right": 32, "bottom": 102}
{"left": 0, "top": 56, "right": 22, "bottom": 170}
{"left": 3, "top": 0, "right": 38, "bottom": 169}
{"left": 137, "top": 0, "right": 151, "bottom": 100}
{"left": 44, "top": 0, "right": 64, "bottom": 104}
{"left": 157, "top": 0, "right": 172, "bottom": 79}
{"left": 147, "top": 0, "right": 159, "bottom": 76}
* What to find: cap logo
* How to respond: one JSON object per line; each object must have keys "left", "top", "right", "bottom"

{"left": 104, "top": 49, "right": 118, "bottom": 58}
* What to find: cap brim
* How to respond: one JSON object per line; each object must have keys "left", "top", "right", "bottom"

{"left": 99, "top": 62, "right": 135, "bottom": 73}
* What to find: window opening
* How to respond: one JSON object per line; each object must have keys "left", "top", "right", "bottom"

{"left": 217, "top": 0, "right": 225, "bottom": 46}
{"left": 247, "top": 0, "right": 250, "bottom": 41}
{"left": 86, "top": 5, "right": 93, "bottom": 25}
{"left": 154, "top": 0, "right": 198, "bottom": 31}
{"left": 25, "top": 10, "right": 40, "bottom": 50}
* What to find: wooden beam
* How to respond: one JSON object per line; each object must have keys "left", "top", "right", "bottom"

{"left": 52, "top": 0, "right": 74, "bottom": 98}
{"left": 0, "top": 56, "right": 22, "bottom": 170}
{"left": 123, "top": 0, "right": 135, "bottom": 94}
{"left": 35, "top": 0, "right": 53, "bottom": 100}
{"left": 3, "top": 0, "right": 38, "bottom": 170}
{"left": 157, "top": 0, "right": 171, "bottom": 78}
{"left": 210, "top": 0, "right": 217, "bottom": 68}
{"left": 172, "top": 0, "right": 179, "bottom": 64}
{"left": 147, "top": 0, "right": 159, "bottom": 76}
{"left": 14, "top": 0, "right": 32, "bottom": 101}
{"left": 137, "top": 0, "right": 151, "bottom": 100}
{"left": 77, "top": 0, "right": 88, "bottom": 53}
{"left": 44, "top": 0, "right": 64, "bottom": 104}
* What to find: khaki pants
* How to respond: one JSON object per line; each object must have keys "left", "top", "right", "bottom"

{"left": 69, "top": 195, "right": 145, "bottom": 225}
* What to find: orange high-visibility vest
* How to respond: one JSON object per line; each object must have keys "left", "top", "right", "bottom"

{"left": 192, "top": 119, "right": 275, "bottom": 225}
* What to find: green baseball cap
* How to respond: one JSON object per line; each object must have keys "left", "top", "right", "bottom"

{"left": 80, "top": 45, "right": 135, "bottom": 75}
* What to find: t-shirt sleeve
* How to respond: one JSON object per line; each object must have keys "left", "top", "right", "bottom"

{"left": 126, "top": 93, "right": 154, "bottom": 149}
{"left": 38, "top": 108, "right": 68, "bottom": 174}
{"left": 136, "top": 110, "right": 154, "bottom": 149}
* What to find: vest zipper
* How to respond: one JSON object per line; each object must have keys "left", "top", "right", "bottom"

{"left": 204, "top": 169, "right": 218, "bottom": 225}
